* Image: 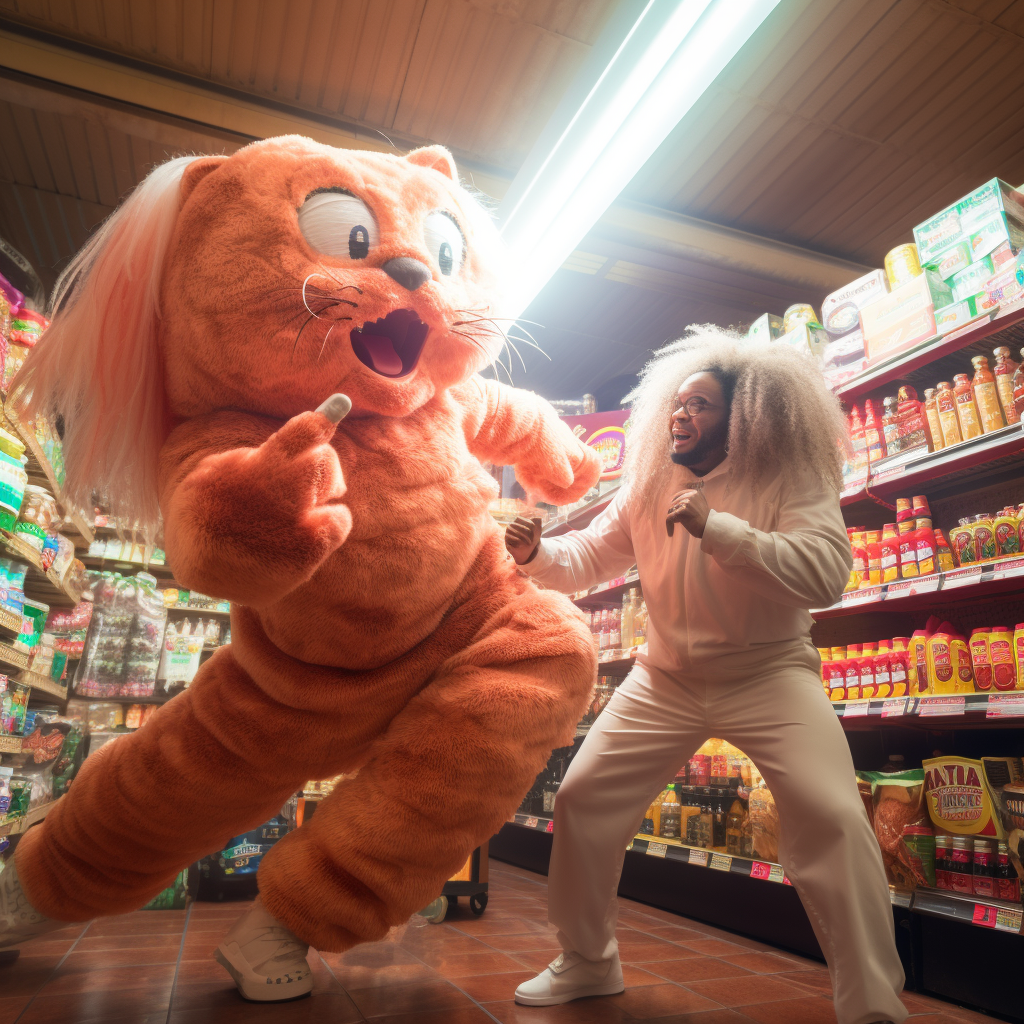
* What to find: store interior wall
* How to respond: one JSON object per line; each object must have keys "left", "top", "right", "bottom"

{"left": 2, "top": 0, "right": 1024, "bottom": 404}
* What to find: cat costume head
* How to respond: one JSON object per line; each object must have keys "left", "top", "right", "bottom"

{"left": 14, "top": 136, "right": 511, "bottom": 529}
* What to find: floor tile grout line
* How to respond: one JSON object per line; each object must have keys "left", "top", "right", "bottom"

{"left": 13, "top": 919, "right": 92, "bottom": 1023}
{"left": 314, "top": 948, "right": 371, "bottom": 1023}
{"left": 164, "top": 900, "right": 194, "bottom": 1024}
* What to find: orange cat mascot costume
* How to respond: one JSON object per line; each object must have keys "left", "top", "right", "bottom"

{"left": 0, "top": 136, "right": 600, "bottom": 1000}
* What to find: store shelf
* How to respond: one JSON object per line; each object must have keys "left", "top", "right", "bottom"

{"left": 543, "top": 487, "right": 620, "bottom": 538}
{"left": 1, "top": 531, "right": 85, "bottom": 607}
{"left": 596, "top": 647, "right": 641, "bottom": 675}
{"left": 0, "top": 734, "right": 23, "bottom": 754}
{"left": 79, "top": 554, "right": 174, "bottom": 579}
{"left": 835, "top": 300, "right": 1024, "bottom": 401}
{"left": 573, "top": 572, "right": 641, "bottom": 608}
{"left": 0, "top": 800, "right": 57, "bottom": 838}
{"left": 841, "top": 422, "right": 1024, "bottom": 510}
{"left": 166, "top": 605, "right": 230, "bottom": 618}
{"left": 0, "top": 606, "right": 21, "bottom": 637}
{"left": 0, "top": 642, "right": 28, "bottom": 672}
{"left": 832, "top": 693, "right": 1024, "bottom": 730}
{"left": 69, "top": 692, "right": 173, "bottom": 706}
{"left": 17, "top": 669, "right": 68, "bottom": 702}
{"left": 507, "top": 816, "right": 1021, "bottom": 934}
{"left": 813, "top": 557, "right": 1024, "bottom": 619}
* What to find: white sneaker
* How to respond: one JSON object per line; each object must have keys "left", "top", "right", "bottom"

{"left": 0, "top": 859, "right": 63, "bottom": 950}
{"left": 515, "top": 950, "right": 624, "bottom": 1006}
{"left": 215, "top": 900, "right": 313, "bottom": 1002}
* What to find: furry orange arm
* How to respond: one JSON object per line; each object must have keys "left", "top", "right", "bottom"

{"left": 159, "top": 409, "right": 351, "bottom": 606}
{"left": 458, "top": 377, "right": 602, "bottom": 505}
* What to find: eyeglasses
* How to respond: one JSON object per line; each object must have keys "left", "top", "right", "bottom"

{"left": 675, "top": 397, "right": 717, "bottom": 417}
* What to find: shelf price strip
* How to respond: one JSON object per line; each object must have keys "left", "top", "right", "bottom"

{"left": 972, "top": 904, "right": 1023, "bottom": 933}
{"left": 750, "top": 861, "right": 786, "bottom": 883}
{"left": 987, "top": 694, "right": 1024, "bottom": 718}
{"left": 917, "top": 696, "right": 966, "bottom": 717}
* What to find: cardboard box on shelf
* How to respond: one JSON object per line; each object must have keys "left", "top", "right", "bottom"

{"left": 774, "top": 322, "right": 829, "bottom": 360}
{"left": 950, "top": 256, "right": 994, "bottom": 302}
{"left": 985, "top": 265, "right": 1024, "bottom": 308}
{"left": 934, "top": 294, "right": 986, "bottom": 334}
{"left": 820, "top": 269, "right": 889, "bottom": 339}
{"left": 914, "top": 178, "right": 1024, "bottom": 265}
{"left": 860, "top": 270, "right": 952, "bottom": 364}
{"left": 822, "top": 358, "right": 866, "bottom": 390}
{"left": 747, "top": 313, "right": 784, "bottom": 345}
{"left": 929, "top": 241, "right": 972, "bottom": 281}
{"left": 822, "top": 329, "right": 865, "bottom": 368}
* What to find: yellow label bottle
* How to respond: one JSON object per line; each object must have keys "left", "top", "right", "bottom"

{"left": 927, "top": 633, "right": 955, "bottom": 694}
{"left": 950, "top": 635, "right": 975, "bottom": 694}
{"left": 971, "top": 356, "right": 1006, "bottom": 434}
{"left": 953, "top": 373, "right": 983, "bottom": 440}
{"left": 923, "top": 388, "right": 944, "bottom": 451}
{"left": 935, "top": 382, "right": 963, "bottom": 447}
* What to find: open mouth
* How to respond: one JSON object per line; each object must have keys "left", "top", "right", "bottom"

{"left": 349, "top": 309, "right": 429, "bottom": 378}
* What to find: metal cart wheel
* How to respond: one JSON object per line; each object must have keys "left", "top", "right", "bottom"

{"left": 469, "top": 892, "right": 488, "bottom": 916}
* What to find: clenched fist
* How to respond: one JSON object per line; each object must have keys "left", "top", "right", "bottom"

{"left": 666, "top": 487, "right": 710, "bottom": 538}
{"left": 505, "top": 516, "right": 542, "bottom": 565}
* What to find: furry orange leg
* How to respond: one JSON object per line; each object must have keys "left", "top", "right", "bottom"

{"left": 257, "top": 586, "right": 596, "bottom": 952}
{"left": 15, "top": 650, "right": 311, "bottom": 922}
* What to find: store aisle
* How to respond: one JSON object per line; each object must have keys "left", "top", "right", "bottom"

{"left": 0, "top": 860, "right": 994, "bottom": 1024}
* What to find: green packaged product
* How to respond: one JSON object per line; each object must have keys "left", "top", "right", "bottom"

{"left": 934, "top": 295, "right": 983, "bottom": 334}
{"left": 950, "top": 257, "right": 994, "bottom": 302}
{"left": 746, "top": 313, "right": 784, "bottom": 345}
{"left": 143, "top": 869, "right": 189, "bottom": 910}
{"left": 864, "top": 769, "right": 932, "bottom": 890}
{"left": 914, "top": 178, "right": 1024, "bottom": 265}
{"left": 929, "top": 241, "right": 973, "bottom": 281}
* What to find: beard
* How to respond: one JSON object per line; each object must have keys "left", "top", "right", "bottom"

{"left": 670, "top": 425, "right": 727, "bottom": 468}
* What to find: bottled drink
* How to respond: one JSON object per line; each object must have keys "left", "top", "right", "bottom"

{"left": 610, "top": 609, "right": 621, "bottom": 650}
{"left": 935, "top": 381, "right": 962, "bottom": 447}
{"left": 725, "top": 799, "right": 746, "bottom": 856}
{"left": 953, "top": 373, "right": 983, "bottom": 440}
{"left": 922, "top": 389, "right": 943, "bottom": 451}
{"left": 660, "top": 784, "right": 681, "bottom": 840}
{"left": 621, "top": 592, "right": 634, "bottom": 649}
{"left": 1013, "top": 347, "right": 1024, "bottom": 419}
{"left": 863, "top": 399, "right": 885, "bottom": 462}
{"left": 992, "top": 346, "right": 1020, "bottom": 424}
{"left": 712, "top": 798, "right": 727, "bottom": 849}
{"left": 640, "top": 802, "right": 656, "bottom": 835}
{"left": 599, "top": 609, "right": 610, "bottom": 650}
{"left": 971, "top": 355, "right": 1006, "bottom": 433}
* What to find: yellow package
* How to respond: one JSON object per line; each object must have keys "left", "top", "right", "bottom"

{"left": 924, "top": 756, "right": 999, "bottom": 837}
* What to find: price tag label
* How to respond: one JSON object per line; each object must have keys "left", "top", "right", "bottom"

{"left": 987, "top": 694, "right": 1024, "bottom": 718}
{"left": 545, "top": 820, "right": 554, "bottom": 833}
{"left": 749, "top": 861, "right": 786, "bottom": 883}
{"left": 844, "top": 701, "right": 869, "bottom": 718}
{"left": 942, "top": 567, "right": 983, "bottom": 590}
{"left": 972, "top": 904, "right": 998, "bottom": 928}
{"left": 783, "top": 875, "right": 792, "bottom": 885}
{"left": 918, "top": 696, "right": 966, "bottom": 717}
{"left": 689, "top": 848, "right": 708, "bottom": 867}
{"left": 647, "top": 842, "right": 667, "bottom": 859}
{"left": 710, "top": 853, "right": 732, "bottom": 872}
{"left": 992, "top": 556, "right": 1024, "bottom": 580}
{"left": 996, "top": 907, "right": 1023, "bottom": 933}
{"left": 843, "top": 586, "right": 882, "bottom": 608}
{"left": 525, "top": 817, "right": 539, "bottom": 829}
{"left": 881, "top": 698, "right": 908, "bottom": 718}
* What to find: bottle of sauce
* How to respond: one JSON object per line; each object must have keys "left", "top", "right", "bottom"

{"left": 848, "top": 406, "right": 867, "bottom": 475}
{"left": 950, "top": 634, "right": 975, "bottom": 693}
{"left": 970, "top": 628, "right": 993, "bottom": 691}
{"left": 896, "top": 385, "right": 932, "bottom": 451}
{"left": 935, "top": 381, "right": 963, "bottom": 448}
{"left": 660, "top": 784, "right": 681, "bottom": 840}
{"left": 873, "top": 640, "right": 893, "bottom": 698}
{"left": 993, "top": 508, "right": 1020, "bottom": 558}
{"left": 1014, "top": 347, "right": 1024, "bottom": 419}
{"left": 996, "top": 842, "right": 1021, "bottom": 902}
{"left": 848, "top": 529, "right": 868, "bottom": 591}
{"left": 890, "top": 639, "right": 910, "bottom": 697}
{"left": 989, "top": 626, "right": 1017, "bottom": 691}
{"left": 934, "top": 529, "right": 955, "bottom": 572}
{"left": 970, "top": 355, "right": 1006, "bottom": 433}
{"left": 865, "top": 529, "right": 882, "bottom": 585}
{"left": 909, "top": 630, "right": 930, "bottom": 694}
{"left": 926, "top": 631, "right": 954, "bottom": 694}
{"left": 881, "top": 523, "right": 901, "bottom": 582}
{"left": 882, "top": 396, "right": 901, "bottom": 456}
{"left": 972, "top": 513, "right": 996, "bottom": 562}
{"left": 712, "top": 798, "right": 727, "bottom": 850}
{"left": 993, "top": 346, "right": 1020, "bottom": 424}
{"left": 948, "top": 518, "right": 977, "bottom": 567}
{"left": 953, "top": 373, "right": 983, "bottom": 440}
{"left": 863, "top": 399, "right": 885, "bottom": 463}
{"left": 725, "top": 800, "right": 746, "bottom": 856}
{"left": 1015, "top": 622, "right": 1024, "bottom": 692}
{"left": 972, "top": 839, "right": 996, "bottom": 898}
{"left": 922, "top": 388, "right": 944, "bottom": 451}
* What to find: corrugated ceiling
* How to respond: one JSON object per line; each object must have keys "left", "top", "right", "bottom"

{"left": 2, "top": 0, "right": 1024, "bottom": 401}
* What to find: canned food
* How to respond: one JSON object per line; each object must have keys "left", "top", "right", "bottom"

{"left": 783, "top": 303, "right": 819, "bottom": 333}
{"left": 885, "top": 244, "right": 923, "bottom": 289}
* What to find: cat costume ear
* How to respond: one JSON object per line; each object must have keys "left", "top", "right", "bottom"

{"left": 405, "top": 145, "right": 458, "bottom": 181}
{"left": 11, "top": 154, "right": 226, "bottom": 536}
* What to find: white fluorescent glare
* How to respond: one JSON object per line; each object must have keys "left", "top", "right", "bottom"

{"left": 498, "top": 0, "right": 784, "bottom": 319}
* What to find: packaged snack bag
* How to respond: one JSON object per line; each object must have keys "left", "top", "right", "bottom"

{"left": 980, "top": 757, "right": 1024, "bottom": 843}
{"left": 865, "top": 769, "right": 932, "bottom": 889}
{"left": 924, "top": 756, "right": 999, "bottom": 837}
{"left": 748, "top": 785, "right": 780, "bottom": 863}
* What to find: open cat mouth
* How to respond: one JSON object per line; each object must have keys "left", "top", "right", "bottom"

{"left": 350, "top": 309, "right": 429, "bottom": 378}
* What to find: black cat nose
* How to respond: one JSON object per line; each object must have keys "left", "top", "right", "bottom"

{"left": 382, "top": 257, "right": 432, "bottom": 291}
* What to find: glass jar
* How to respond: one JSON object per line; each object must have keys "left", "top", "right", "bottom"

{"left": 934, "top": 835, "right": 949, "bottom": 889}
{"left": 948, "top": 836, "right": 974, "bottom": 893}
{"left": 972, "top": 838, "right": 996, "bottom": 898}
{"left": 996, "top": 843, "right": 1020, "bottom": 902}
{"left": 993, "top": 346, "right": 1020, "bottom": 424}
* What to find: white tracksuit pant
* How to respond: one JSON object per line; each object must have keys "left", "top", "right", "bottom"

{"left": 549, "top": 645, "right": 907, "bottom": 1024}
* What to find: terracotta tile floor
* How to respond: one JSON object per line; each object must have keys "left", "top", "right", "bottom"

{"left": 0, "top": 860, "right": 997, "bottom": 1024}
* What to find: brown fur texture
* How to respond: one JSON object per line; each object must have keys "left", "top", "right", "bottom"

{"left": 15, "top": 137, "right": 600, "bottom": 951}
